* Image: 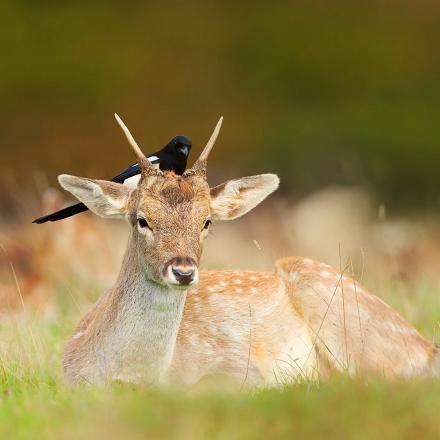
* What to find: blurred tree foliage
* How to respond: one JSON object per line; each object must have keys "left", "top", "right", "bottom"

{"left": 1, "top": 0, "right": 439, "bottom": 210}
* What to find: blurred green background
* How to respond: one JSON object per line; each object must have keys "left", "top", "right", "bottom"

{"left": 1, "top": 0, "right": 439, "bottom": 211}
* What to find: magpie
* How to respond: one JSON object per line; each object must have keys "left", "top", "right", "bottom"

{"left": 33, "top": 134, "right": 192, "bottom": 224}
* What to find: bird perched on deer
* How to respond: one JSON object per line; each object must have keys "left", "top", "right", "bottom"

{"left": 32, "top": 113, "right": 192, "bottom": 224}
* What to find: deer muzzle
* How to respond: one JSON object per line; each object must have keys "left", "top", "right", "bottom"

{"left": 163, "top": 257, "right": 198, "bottom": 287}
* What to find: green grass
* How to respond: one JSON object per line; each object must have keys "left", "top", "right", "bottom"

{"left": 0, "top": 282, "right": 439, "bottom": 440}
{"left": 0, "top": 366, "right": 439, "bottom": 440}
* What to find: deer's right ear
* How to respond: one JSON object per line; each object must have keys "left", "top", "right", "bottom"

{"left": 58, "top": 174, "right": 131, "bottom": 219}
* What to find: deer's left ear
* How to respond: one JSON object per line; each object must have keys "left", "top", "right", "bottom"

{"left": 58, "top": 174, "right": 131, "bottom": 219}
{"left": 210, "top": 174, "right": 279, "bottom": 221}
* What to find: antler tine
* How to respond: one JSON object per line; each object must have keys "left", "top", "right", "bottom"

{"left": 185, "top": 116, "right": 223, "bottom": 177}
{"left": 114, "top": 113, "right": 157, "bottom": 175}
{"left": 199, "top": 116, "right": 223, "bottom": 162}
{"left": 114, "top": 113, "right": 144, "bottom": 160}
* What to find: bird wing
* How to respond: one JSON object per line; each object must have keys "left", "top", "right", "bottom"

{"left": 111, "top": 155, "right": 160, "bottom": 183}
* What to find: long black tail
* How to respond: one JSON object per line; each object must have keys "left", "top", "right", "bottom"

{"left": 32, "top": 203, "right": 89, "bottom": 224}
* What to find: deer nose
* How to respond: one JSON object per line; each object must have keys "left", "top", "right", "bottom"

{"left": 165, "top": 257, "right": 198, "bottom": 286}
{"left": 172, "top": 266, "right": 196, "bottom": 285}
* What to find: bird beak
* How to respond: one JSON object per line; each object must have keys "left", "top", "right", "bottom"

{"left": 177, "top": 145, "right": 189, "bottom": 156}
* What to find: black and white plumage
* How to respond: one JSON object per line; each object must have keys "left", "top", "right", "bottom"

{"left": 33, "top": 118, "right": 192, "bottom": 224}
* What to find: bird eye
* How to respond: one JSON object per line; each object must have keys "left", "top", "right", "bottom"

{"left": 138, "top": 218, "right": 149, "bottom": 229}
{"left": 203, "top": 219, "right": 212, "bottom": 230}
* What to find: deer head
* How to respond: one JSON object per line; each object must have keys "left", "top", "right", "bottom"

{"left": 58, "top": 115, "right": 279, "bottom": 289}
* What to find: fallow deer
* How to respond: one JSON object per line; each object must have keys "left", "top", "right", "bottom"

{"left": 61, "top": 115, "right": 440, "bottom": 386}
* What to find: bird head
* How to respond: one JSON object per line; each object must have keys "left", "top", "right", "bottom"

{"left": 167, "top": 135, "right": 192, "bottom": 158}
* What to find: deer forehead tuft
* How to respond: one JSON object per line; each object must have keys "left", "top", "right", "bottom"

{"left": 160, "top": 178, "right": 197, "bottom": 204}
{"left": 137, "top": 173, "right": 210, "bottom": 207}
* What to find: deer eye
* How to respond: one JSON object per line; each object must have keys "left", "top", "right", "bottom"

{"left": 137, "top": 218, "right": 150, "bottom": 229}
{"left": 203, "top": 219, "right": 212, "bottom": 230}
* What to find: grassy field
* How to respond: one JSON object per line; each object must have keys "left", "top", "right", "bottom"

{"left": 0, "top": 311, "right": 439, "bottom": 440}
{"left": 0, "top": 267, "right": 439, "bottom": 439}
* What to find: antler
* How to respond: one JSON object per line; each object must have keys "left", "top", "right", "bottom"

{"left": 184, "top": 117, "right": 223, "bottom": 178}
{"left": 114, "top": 113, "right": 160, "bottom": 177}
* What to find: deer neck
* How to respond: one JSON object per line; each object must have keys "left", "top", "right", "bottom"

{"left": 105, "top": 233, "right": 188, "bottom": 384}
